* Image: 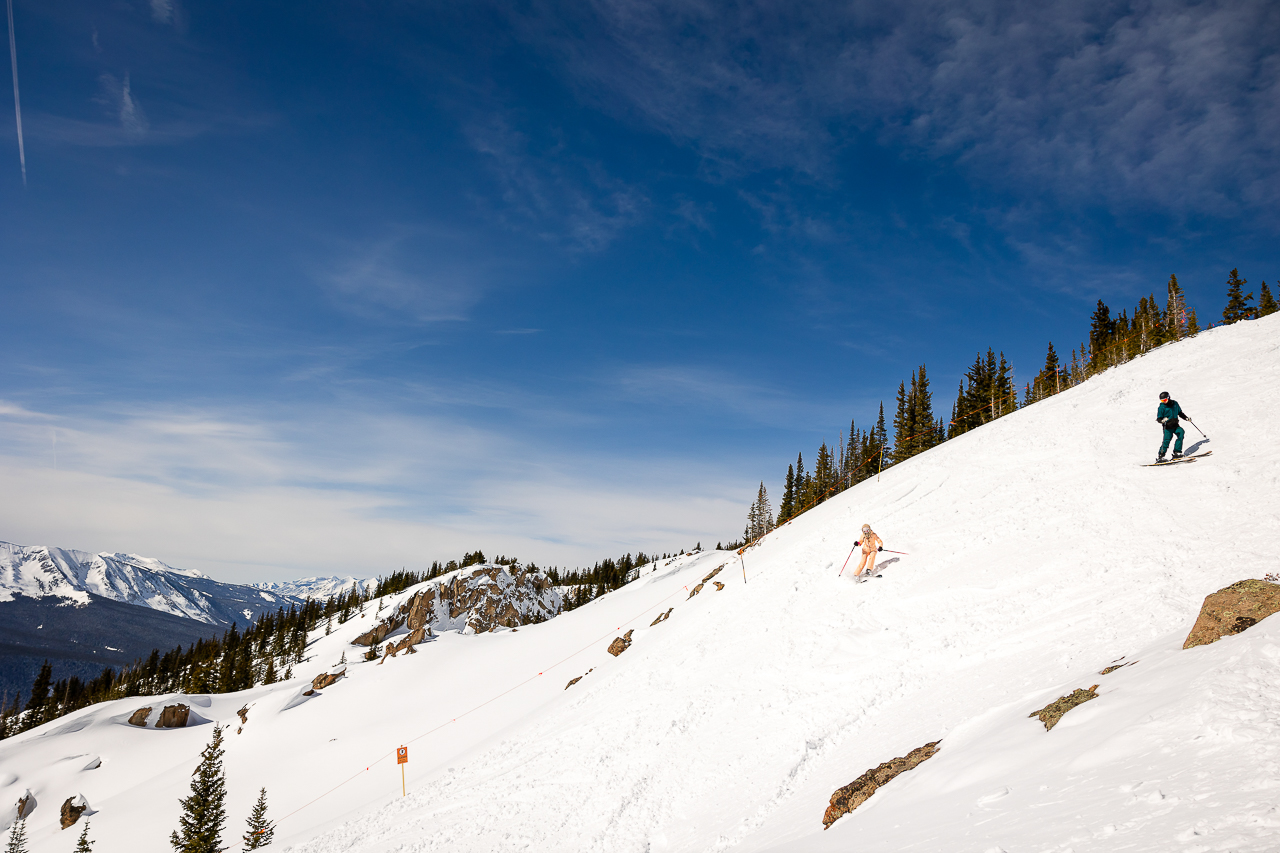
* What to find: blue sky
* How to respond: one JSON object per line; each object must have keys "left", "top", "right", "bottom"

{"left": 2, "top": 0, "right": 1277, "bottom": 581}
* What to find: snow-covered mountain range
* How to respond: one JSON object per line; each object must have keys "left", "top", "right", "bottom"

{"left": 0, "top": 542, "right": 300, "bottom": 627}
{"left": 251, "top": 575, "right": 373, "bottom": 601}
{"left": 2, "top": 314, "right": 1278, "bottom": 852}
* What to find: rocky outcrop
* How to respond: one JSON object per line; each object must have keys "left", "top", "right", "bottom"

{"left": 156, "top": 704, "right": 190, "bottom": 728}
{"left": 1183, "top": 579, "right": 1280, "bottom": 649}
{"left": 237, "top": 706, "right": 249, "bottom": 725}
{"left": 354, "top": 613, "right": 404, "bottom": 647}
{"left": 701, "top": 566, "right": 723, "bottom": 583}
{"left": 713, "top": 582, "right": 725, "bottom": 591}
{"left": 128, "top": 706, "right": 152, "bottom": 727}
{"left": 823, "top": 741, "right": 940, "bottom": 828}
{"left": 60, "top": 794, "right": 88, "bottom": 829}
{"left": 354, "top": 565, "right": 562, "bottom": 645}
{"left": 312, "top": 668, "right": 345, "bottom": 690}
{"left": 687, "top": 583, "right": 705, "bottom": 599}
{"left": 607, "top": 630, "right": 634, "bottom": 657}
{"left": 565, "top": 668, "right": 593, "bottom": 690}
{"left": 379, "top": 627, "right": 428, "bottom": 663}
{"left": 650, "top": 608, "right": 673, "bottom": 626}
{"left": 16, "top": 790, "right": 36, "bottom": 819}
{"left": 1029, "top": 685, "right": 1099, "bottom": 730}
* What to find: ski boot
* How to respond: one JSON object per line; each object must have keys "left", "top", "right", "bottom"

{"left": 1155, "top": 453, "right": 1167, "bottom": 463}
{"left": 1171, "top": 451, "right": 1183, "bottom": 460}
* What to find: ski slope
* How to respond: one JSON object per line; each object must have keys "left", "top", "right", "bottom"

{"left": 2, "top": 315, "right": 1278, "bottom": 852}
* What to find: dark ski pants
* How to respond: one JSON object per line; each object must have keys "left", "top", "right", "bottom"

{"left": 1160, "top": 425, "right": 1185, "bottom": 455}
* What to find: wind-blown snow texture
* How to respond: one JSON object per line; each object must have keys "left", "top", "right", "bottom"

{"left": 0, "top": 543, "right": 301, "bottom": 626}
{"left": 2, "top": 316, "right": 1278, "bottom": 852}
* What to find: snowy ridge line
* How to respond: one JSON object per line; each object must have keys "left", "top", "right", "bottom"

{"left": 275, "top": 564, "right": 727, "bottom": 828}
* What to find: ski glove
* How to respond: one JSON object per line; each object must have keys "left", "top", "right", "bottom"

{"left": 854, "top": 541, "right": 860, "bottom": 547}
{"left": 878, "top": 546, "right": 883, "bottom": 552}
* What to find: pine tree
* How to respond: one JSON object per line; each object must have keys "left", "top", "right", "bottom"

{"left": 1088, "top": 300, "right": 1115, "bottom": 372}
{"left": 913, "top": 365, "right": 936, "bottom": 455}
{"left": 745, "top": 483, "right": 774, "bottom": 542}
{"left": 73, "top": 821, "right": 93, "bottom": 853}
{"left": 170, "top": 725, "right": 228, "bottom": 853}
{"left": 1259, "top": 282, "right": 1277, "bottom": 317}
{"left": 24, "top": 661, "right": 52, "bottom": 715}
{"left": 1165, "top": 274, "right": 1186, "bottom": 341}
{"left": 891, "top": 380, "right": 909, "bottom": 463}
{"left": 4, "top": 818, "right": 27, "bottom": 853}
{"left": 1222, "top": 268, "right": 1255, "bottom": 324}
{"left": 778, "top": 464, "right": 795, "bottom": 524}
{"left": 242, "top": 788, "right": 275, "bottom": 850}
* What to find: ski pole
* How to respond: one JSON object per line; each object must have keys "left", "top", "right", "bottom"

{"left": 880, "top": 549, "right": 909, "bottom": 556}
{"left": 1183, "top": 416, "right": 1209, "bottom": 440}
{"left": 838, "top": 545, "right": 857, "bottom": 576}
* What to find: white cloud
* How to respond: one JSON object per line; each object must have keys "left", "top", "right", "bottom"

{"left": 0, "top": 400, "right": 750, "bottom": 583}
{"left": 150, "top": 0, "right": 173, "bottom": 25}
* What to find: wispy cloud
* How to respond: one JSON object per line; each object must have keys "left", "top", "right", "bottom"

{"left": 466, "top": 112, "right": 646, "bottom": 252}
{"left": 322, "top": 227, "right": 504, "bottom": 324}
{"left": 514, "top": 0, "right": 1280, "bottom": 217}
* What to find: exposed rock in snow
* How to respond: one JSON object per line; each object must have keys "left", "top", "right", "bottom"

{"left": 311, "top": 668, "right": 345, "bottom": 691}
{"left": 649, "top": 607, "right": 672, "bottom": 626}
{"left": 156, "top": 704, "right": 190, "bottom": 728}
{"left": 1182, "top": 579, "right": 1280, "bottom": 649}
{"left": 126, "top": 707, "right": 151, "bottom": 727}
{"left": 1028, "top": 685, "right": 1100, "bottom": 730}
{"left": 59, "top": 794, "right": 88, "bottom": 829}
{"left": 16, "top": 789, "right": 35, "bottom": 819}
{"left": 607, "top": 629, "right": 633, "bottom": 657}
{"left": 355, "top": 564, "right": 561, "bottom": 646}
{"left": 823, "top": 741, "right": 941, "bottom": 828}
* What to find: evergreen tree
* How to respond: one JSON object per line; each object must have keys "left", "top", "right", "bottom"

{"left": 1259, "top": 282, "right": 1277, "bottom": 317}
{"left": 170, "top": 725, "right": 228, "bottom": 853}
{"left": 912, "top": 365, "right": 936, "bottom": 455}
{"left": 4, "top": 818, "right": 27, "bottom": 853}
{"left": 73, "top": 822, "right": 94, "bottom": 853}
{"left": 1165, "top": 274, "right": 1187, "bottom": 341}
{"left": 1088, "top": 299, "right": 1115, "bottom": 371}
{"left": 1186, "top": 308, "right": 1200, "bottom": 335}
{"left": 891, "top": 380, "right": 909, "bottom": 463}
{"left": 24, "top": 660, "right": 52, "bottom": 714}
{"left": 242, "top": 788, "right": 275, "bottom": 850}
{"left": 744, "top": 483, "right": 774, "bottom": 542}
{"left": 1222, "top": 268, "right": 1255, "bottom": 324}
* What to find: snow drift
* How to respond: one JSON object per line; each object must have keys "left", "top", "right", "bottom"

{"left": 1, "top": 314, "right": 1278, "bottom": 853}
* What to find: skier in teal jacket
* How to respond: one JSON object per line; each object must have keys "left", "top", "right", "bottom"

{"left": 1156, "top": 391, "right": 1191, "bottom": 462}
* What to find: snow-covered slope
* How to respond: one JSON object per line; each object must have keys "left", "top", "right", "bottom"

{"left": 2, "top": 315, "right": 1278, "bottom": 852}
{"left": 0, "top": 543, "right": 302, "bottom": 626}
{"left": 251, "top": 576, "right": 373, "bottom": 601}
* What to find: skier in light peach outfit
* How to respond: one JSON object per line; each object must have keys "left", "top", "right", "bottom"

{"left": 853, "top": 523, "right": 883, "bottom": 580}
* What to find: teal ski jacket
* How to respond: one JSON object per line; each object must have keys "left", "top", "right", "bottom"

{"left": 1157, "top": 399, "right": 1189, "bottom": 428}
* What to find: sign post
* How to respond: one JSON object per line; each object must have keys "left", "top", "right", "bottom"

{"left": 397, "top": 745, "right": 408, "bottom": 797}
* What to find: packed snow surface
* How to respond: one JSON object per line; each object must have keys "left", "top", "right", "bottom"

{"left": 2, "top": 315, "right": 1278, "bottom": 852}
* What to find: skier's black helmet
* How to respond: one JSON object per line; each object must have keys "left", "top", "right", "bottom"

{"left": 1159, "top": 391, "right": 1170, "bottom": 400}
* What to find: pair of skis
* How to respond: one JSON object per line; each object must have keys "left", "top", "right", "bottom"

{"left": 1143, "top": 450, "right": 1213, "bottom": 467}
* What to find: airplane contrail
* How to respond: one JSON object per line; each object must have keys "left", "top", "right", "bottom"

{"left": 6, "top": 0, "right": 26, "bottom": 186}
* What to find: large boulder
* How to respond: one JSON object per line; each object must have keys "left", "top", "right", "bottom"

{"left": 16, "top": 790, "right": 36, "bottom": 819}
{"left": 1183, "top": 579, "right": 1280, "bottom": 649}
{"left": 823, "top": 741, "right": 940, "bottom": 828}
{"left": 60, "top": 794, "right": 89, "bottom": 829}
{"left": 607, "top": 630, "right": 634, "bottom": 657}
{"left": 127, "top": 707, "right": 152, "bottom": 727}
{"left": 156, "top": 704, "right": 190, "bottom": 728}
